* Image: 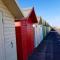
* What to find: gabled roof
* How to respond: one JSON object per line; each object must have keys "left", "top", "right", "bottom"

{"left": 22, "top": 8, "right": 32, "bottom": 17}
{"left": 2, "top": 0, "right": 24, "bottom": 19}
{"left": 22, "top": 7, "right": 38, "bottom": 23}
{"left": 27, "top": 7, "right": 38, "bottom": 23}
{"left": 16, "top": 7, "right": 38, "bottom": 24}
{"left": 37, "top": 16, "right": 51, "bottom": 27}
{"left": 39, "top": 17, "right": 50, "bottom": 26}
{"left": 39, "top": 17, "right": 43, "bottom": 24}
{"left": 37, "top": 16, "right": 40, "bottom": 22}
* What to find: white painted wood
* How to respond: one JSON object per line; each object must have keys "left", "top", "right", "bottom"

{"left": 0, "top": 11, "right": 5, "bottom": 60}
{"left": 0, "top": 1, "right": 17, "bottom": 60}
{"left": 34, "top": 25, "right": 43, "bottom": 48}
{"left": 3, "top": 17, "right": 17, "bottom": 60}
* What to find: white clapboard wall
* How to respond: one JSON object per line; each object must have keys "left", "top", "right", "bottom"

{"left": 3, "top": 17, "right": 17, "bottom": 60}
{"left": 34, "top": 25, "right": 43, "bottom": 48}
{"left": 0, "top": 11, "right": 5, "bottom": 60}
{"left": 0, "top": 0, "right": 17, "bottom": 60}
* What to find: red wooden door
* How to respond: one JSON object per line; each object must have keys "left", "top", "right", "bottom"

{"left": 21, "top": 25, "right": 28, "bottom": 60}
{"left": 15, "top": 26, "right": 23, "bottom": 60}
{"left": 15, "top": 20, "right": 34, "bottom": 60}
{"left": 15, "top": 21, "right": 28, "bottom": 60}
{"left": 27, "top": 24, "right": 34, "bottom": 57}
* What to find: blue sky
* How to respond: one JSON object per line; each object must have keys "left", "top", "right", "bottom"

{"left": 16, "top": 0, "right": 60, "bottom": 27}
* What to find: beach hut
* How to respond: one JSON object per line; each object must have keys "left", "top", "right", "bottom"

{"left": 15, "top": 8, "right": 37, "bottom": 60}
{"left": 33, "top": 17, "right": 43, "bottom": 48}
{"left": 0, "top": 0, "right": 23, "bottom": 60}
{"left": 33, "top": 24, "right": 43, "bottom": 47}
{"left": 39, "top": 17, "right": 47, "bottom": 39}
{"left": 45, "top": 22, "right": 51, "bottom": 34}
{"left": 42, "top": 20, "right": 47, "bottom": 38}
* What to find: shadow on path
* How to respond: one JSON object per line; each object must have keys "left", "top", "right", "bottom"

{"left": 28, "top": 29, "right": 60, "bottom": 60}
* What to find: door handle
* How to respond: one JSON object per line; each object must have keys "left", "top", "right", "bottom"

{"left": 11, "top": 41, "right": 13, "bottom": 48}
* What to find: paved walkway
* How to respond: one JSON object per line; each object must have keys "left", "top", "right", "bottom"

{"left": 28, "top": 29, "right": 60, "bottom": 60}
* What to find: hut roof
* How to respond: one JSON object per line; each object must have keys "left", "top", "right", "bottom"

{"left": 2, "top": 0, "right": 24, "bottom": 19}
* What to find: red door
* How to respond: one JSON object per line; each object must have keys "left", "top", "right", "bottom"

{"left": 21, "top": 23, "right": 28, "bottom": 60}
{"left": 15, "top": 26, "right": 23, "bottom": 60}
{"left": 27, "top": 24, "right": 34, "bottom": 57}
{"left": 15, "top": 20, "right": 28, "bottom": 60}
{"left": 15, "top": 20, "right": 34, "bottom": 60}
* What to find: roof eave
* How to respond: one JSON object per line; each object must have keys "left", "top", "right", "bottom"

{"left": 2, "top": 0, "right": 24, "bottom": 19}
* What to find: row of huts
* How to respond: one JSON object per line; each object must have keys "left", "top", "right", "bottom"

{"left": 15, "top": 7, "right": 52, "bottom": 60}
{"left": 0, "top": 0, "right": 52, "bottom": 60}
